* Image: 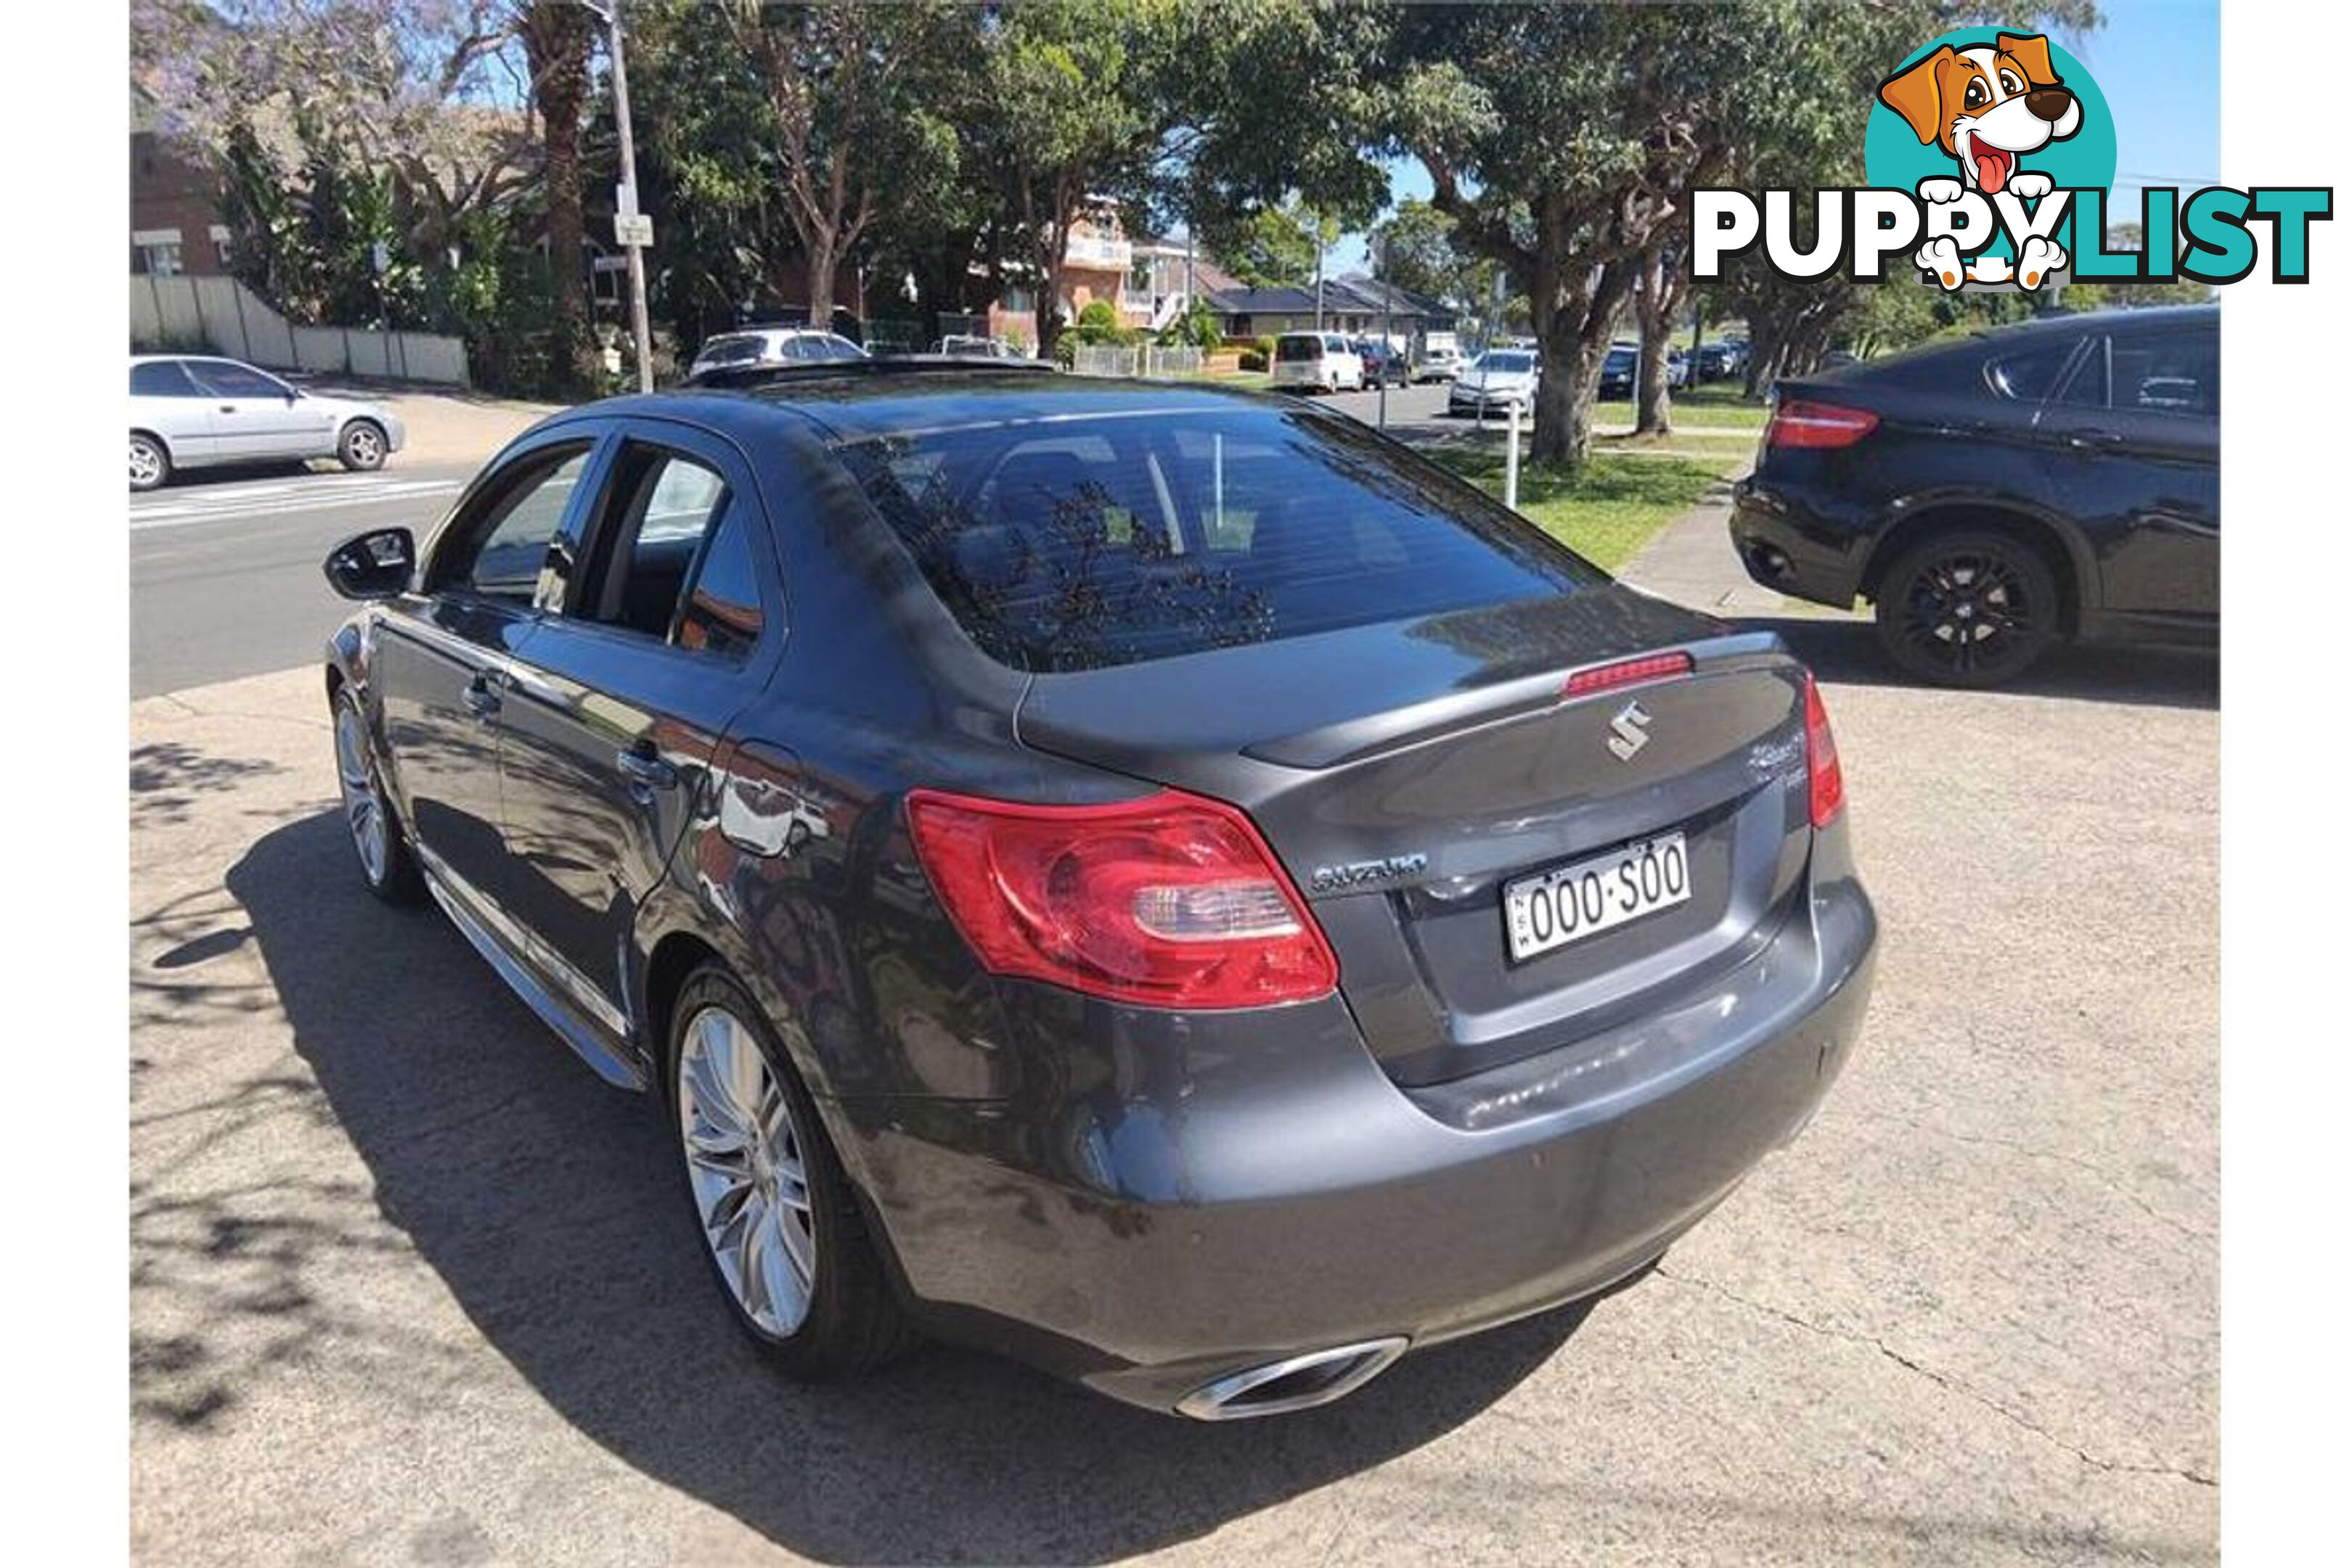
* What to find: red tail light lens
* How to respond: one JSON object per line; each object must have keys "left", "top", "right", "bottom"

{"left": 905, "top": 788, "right": 1339, "bottom": 1010}
{"left": 1767, "top": 398, "right": 1879, "bottom": 449}
{"left": 1802, "top": 671, "right": 1845, "bottom": 828}
{"left": 1563, "top": 650, "right": 1693, "bottom": 697}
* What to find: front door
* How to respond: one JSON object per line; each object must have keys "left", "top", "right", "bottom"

{"left": 373, "top": 438, "right": 600, "bottom": 912}
{"left": 494, "top": 422, "right": 783, "bottom": 1021}
{"left": 184, "top": 359, "right": 322, "bottom": 462}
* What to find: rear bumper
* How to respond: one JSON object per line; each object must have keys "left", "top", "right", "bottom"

{"left": 828, "top": 849, "right": 1878, "bottom": 1416}
{"left": 1728, "top": 479, "right": 1870, "bottom": 609}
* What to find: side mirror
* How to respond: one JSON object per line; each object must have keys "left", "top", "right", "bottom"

{"left": 323, "top": 527, "right": 415, "bottom": 601}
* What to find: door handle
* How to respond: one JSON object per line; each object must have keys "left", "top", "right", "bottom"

{"left": 218, "top": 404, "right": 237, "bottom": 415}
{"left": 461, "top": 677, "right": 501, "bottom": 719}
{"left": 616, "top": 743, "right": 678, "bottom": 795}
{"left": 2065, "top": 429, "right": 2124, "bottom": 452}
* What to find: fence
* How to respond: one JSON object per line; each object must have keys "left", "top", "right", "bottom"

{"left": 1068, "top": 343, "right": 1206, "bottom": 380}
{"left": 129, "top": 273, "right": 471, "bottom": 386}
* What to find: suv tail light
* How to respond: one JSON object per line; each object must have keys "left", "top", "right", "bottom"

{"left": 1767, "top": 397, "right": 1879, "bottom": 449}
{"left": 905, "top": 788, "right": 1339, "bottom": 1010}
{"left": 1802, "top": 671, "right": 1845, "bottom": 828}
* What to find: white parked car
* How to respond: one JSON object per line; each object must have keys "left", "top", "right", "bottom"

{"left": 1447, "top": 349, "right": 1540, "bottom": 417}
{"left": 1414, "top": 343, "right": 1463, "bottom": 383}
{"left": 686, "top": 327, "right": 869, "bottom": 379}
{"left": 129, "top": 355, "right": 406, "bottom": 492}
{"left": 1269, "top": 331, "right": 1364, "bottom": 393}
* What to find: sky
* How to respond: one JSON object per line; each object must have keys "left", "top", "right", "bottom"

{"left": 1325, "top": 0, "right": 2221, "bottom": 277}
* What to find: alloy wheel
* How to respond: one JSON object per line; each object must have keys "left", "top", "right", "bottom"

{"left": 677, "top": 1005, "right": 819, "bottom": 1338}
{"left": 334, "top": 701, "right": 388, "bottom": 885}
{"left": 344, "top": 425, "right": 384, "bottom": 467}
{"left": 129, "top": 437, "right": 163, "bottom": 490}
{"left": 1892, "top": 547, "right": 2041, "bottom": 679}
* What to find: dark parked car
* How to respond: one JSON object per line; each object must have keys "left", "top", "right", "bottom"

{"left": 319, "top": 362, "right": 1877, "bottom": 1419}
{"left": 1598, "top": 344, "right": 1638, "bottom": 400}
{"left": 1694, "top": 341, "right": 1742, "bottom": 382}
{"left": 1354, "top": 338, "right": 1407, "bottom": 389}
{"left": 1730, "top": 304, "right": 2218, "bottom": 686}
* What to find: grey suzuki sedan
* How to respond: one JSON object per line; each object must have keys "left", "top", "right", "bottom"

{"left": 319, "top": 361, "right": 1877, "bottom": 1419}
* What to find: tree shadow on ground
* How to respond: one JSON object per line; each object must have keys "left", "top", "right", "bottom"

{"left": 210, "top": 809, "right": 1591, "bottom": 1564}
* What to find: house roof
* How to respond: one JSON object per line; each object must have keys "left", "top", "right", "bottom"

{"left": 1204, "top": 276, "right": 1456, "bottom": 321}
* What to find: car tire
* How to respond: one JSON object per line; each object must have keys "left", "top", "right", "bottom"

{"left": 331, "top": 683, "right": 422, "bottom": 904}
{"left": 338, "top": 420, "right": 388, "bottom": 472}
{"left": 1873, "top": 526, "right": 2063, "bottom": 688}
{"left": 130, "top": 432, "right": 171, "bottom": 493}
{"left": 668, "top": 965, "right": 917, "bottom": 1379}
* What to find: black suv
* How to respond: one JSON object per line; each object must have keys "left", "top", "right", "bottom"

{"left": 1730, "top": 303, "right": 2218, "bottom": 686}
{"left": 319, "top": 362, "right": 1874, "bottom": 1418}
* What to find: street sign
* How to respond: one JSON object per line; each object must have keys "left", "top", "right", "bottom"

{"left": 616, "top": 182, "right": 639, "bottom": 219}
{"left": 615, "top": 213, "right": 653, "bottom": 248}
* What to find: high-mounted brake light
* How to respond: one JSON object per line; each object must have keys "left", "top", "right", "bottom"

{"left": 1563, "top": 650, "right": 1693, "bottom": 697}
{"left": 1802, "top": 671, "right": 1845, "bottom": 828}
{"left": 904, "top": 788, "right": 1339, "bottom": 1010}
{"left": 1767, "top": 398, "right": 1879, "bottom": 450}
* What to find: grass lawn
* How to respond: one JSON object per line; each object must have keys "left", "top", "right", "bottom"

{"left": 1427, "top": 444, "right": 1744, "bottom": 573}
{"left": 1593, "top": 381, "right": 1769, "bottom": 430}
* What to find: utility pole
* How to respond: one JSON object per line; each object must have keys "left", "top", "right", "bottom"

{"left": 1314, "top": 220, "right": 1326, "bottom": 332}
{"left": 582, "top": 0, "right": 653, "bottom": 392}
{"left": 1376, "top": 231, "right": 1390, "bottom": 431}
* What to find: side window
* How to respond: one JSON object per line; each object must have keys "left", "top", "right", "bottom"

{"left": 131, "top": 362, "right": 200, "bottom": 397}
{"left": 1988, "top": 340, "right": 2078, "bottom": 401}
{"left": 673, "top": 508, "right": 767, "bottom": 659}
{"left": 186, "top": 360, "right": 289, "bottom": 399}
{"left": 574, "top": 446, "right": 738, "bottom": 642}
{"left": 2112, "top": 329, "right": 2217, "bottom": 416}
{"left": 440, "top": 446, "right": 593, "bottom": 602}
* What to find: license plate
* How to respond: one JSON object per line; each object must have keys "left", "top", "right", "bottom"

{"left": 1503, "top": 832, "right": 1692, "bottom": 963}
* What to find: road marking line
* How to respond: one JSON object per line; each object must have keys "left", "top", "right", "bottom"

{"left": 129, "top": 481, "right": 462, "bottom": 531}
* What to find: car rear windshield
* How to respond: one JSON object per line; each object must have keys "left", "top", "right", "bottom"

{"left": 836, "top": 406, "right": 1603, "bottom": 672}
{"left": 1274, "top": 336, "right": 1325, "bottom": 362}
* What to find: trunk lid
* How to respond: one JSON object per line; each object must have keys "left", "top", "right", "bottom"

{"left": 1016, "top": 588, "right": 1819, "bottom": 1085}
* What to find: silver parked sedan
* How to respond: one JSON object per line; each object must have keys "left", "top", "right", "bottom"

{"left": 128, "top": 355, "right": 406, "bottom": 491}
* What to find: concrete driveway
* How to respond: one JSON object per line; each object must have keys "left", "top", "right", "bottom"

{"left": 130, "top": 554, "right": 2217, "bottom": 1559}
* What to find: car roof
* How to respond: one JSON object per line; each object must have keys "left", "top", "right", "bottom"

{"left": 546, "top": 364, "right": 1291, "bottom": 446}
{"left": 1973, "top": 301, "right": 2216, "bottom": 340}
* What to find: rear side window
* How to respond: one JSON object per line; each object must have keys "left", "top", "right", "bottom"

{"left": 698, "top": 335, "right": 765, "bottom": 367}
{"left": 576, "top": 447, "right": 739, "bottom": 642}
{"left": 1989, "top": 340, "right": 2079, "bottom": 401}
{"left": 131, "top": 362, "right": 200, "bottom": 396}
{"left": 2112, "top": 328, "right": 2217, "bottom": 415}
{"left": 673, "top": 509, "right": 767, "bottom": 659}
{"left": 837, "top": 407, "right": 1603, "bottom": 672}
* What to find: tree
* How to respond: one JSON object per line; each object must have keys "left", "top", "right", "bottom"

{"left": 719, "top": 2, "right": 964, "bottom": 331}
{"left": 1212, "top": 203, "right": 1323, "bottom": 290}
{"left": 1368, "top": 197, "right": 1491, "bottom": 311}
{"left": 517, "top": 1, "right": 599, "bottom": 393}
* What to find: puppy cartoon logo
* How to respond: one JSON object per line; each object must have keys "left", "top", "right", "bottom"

{"left": 1878, "top": 32, "right": 2080, "bottom": 290}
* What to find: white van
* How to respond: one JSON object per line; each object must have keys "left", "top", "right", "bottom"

{"left": 1270, "top": 331, "right": 1364, "bottom": 393}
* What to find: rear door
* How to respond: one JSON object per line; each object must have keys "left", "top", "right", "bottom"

{"left": 494, "top": 420, "right": 783, "bottom": 1018}
{"left": 374, "top": 435, "right": 601, "bottom": 912}
{"left": 2033, "top": 322, "right": 2219, "bottom": 623}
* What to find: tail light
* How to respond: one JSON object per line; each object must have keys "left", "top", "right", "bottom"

{"left": 1802, "top": 671, "right": 1845, "bottom": 828}
{"left": 905, "top": 788, "right": 1339, "bottom": 1010}
{"left": 1767, "top": 397, "right": 1879, "bottom": 449}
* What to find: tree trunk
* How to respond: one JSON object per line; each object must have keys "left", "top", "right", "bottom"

{"left": 521, "top": 2, "right": 596, "bottom": 395}
{"left": 1633, "top": 244, "right": 1671, "bottom": 436}
{"left": 804, "top": 231, "right": 837, "bottom": 330}
{"left": 1528, "top": 257, "right": 1633, "bottom": 467}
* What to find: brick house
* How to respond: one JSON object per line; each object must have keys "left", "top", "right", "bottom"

{"left": 131, "top": 86, "right": 232, "bottom": 277}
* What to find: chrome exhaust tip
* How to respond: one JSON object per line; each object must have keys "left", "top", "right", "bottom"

{"left": 1174, "top": 1336, "right": 1410, "bottom": 1421}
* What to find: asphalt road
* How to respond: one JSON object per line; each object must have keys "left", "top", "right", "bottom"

{"left": 131, "top": 462, "right": 478, "bottom": 698}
